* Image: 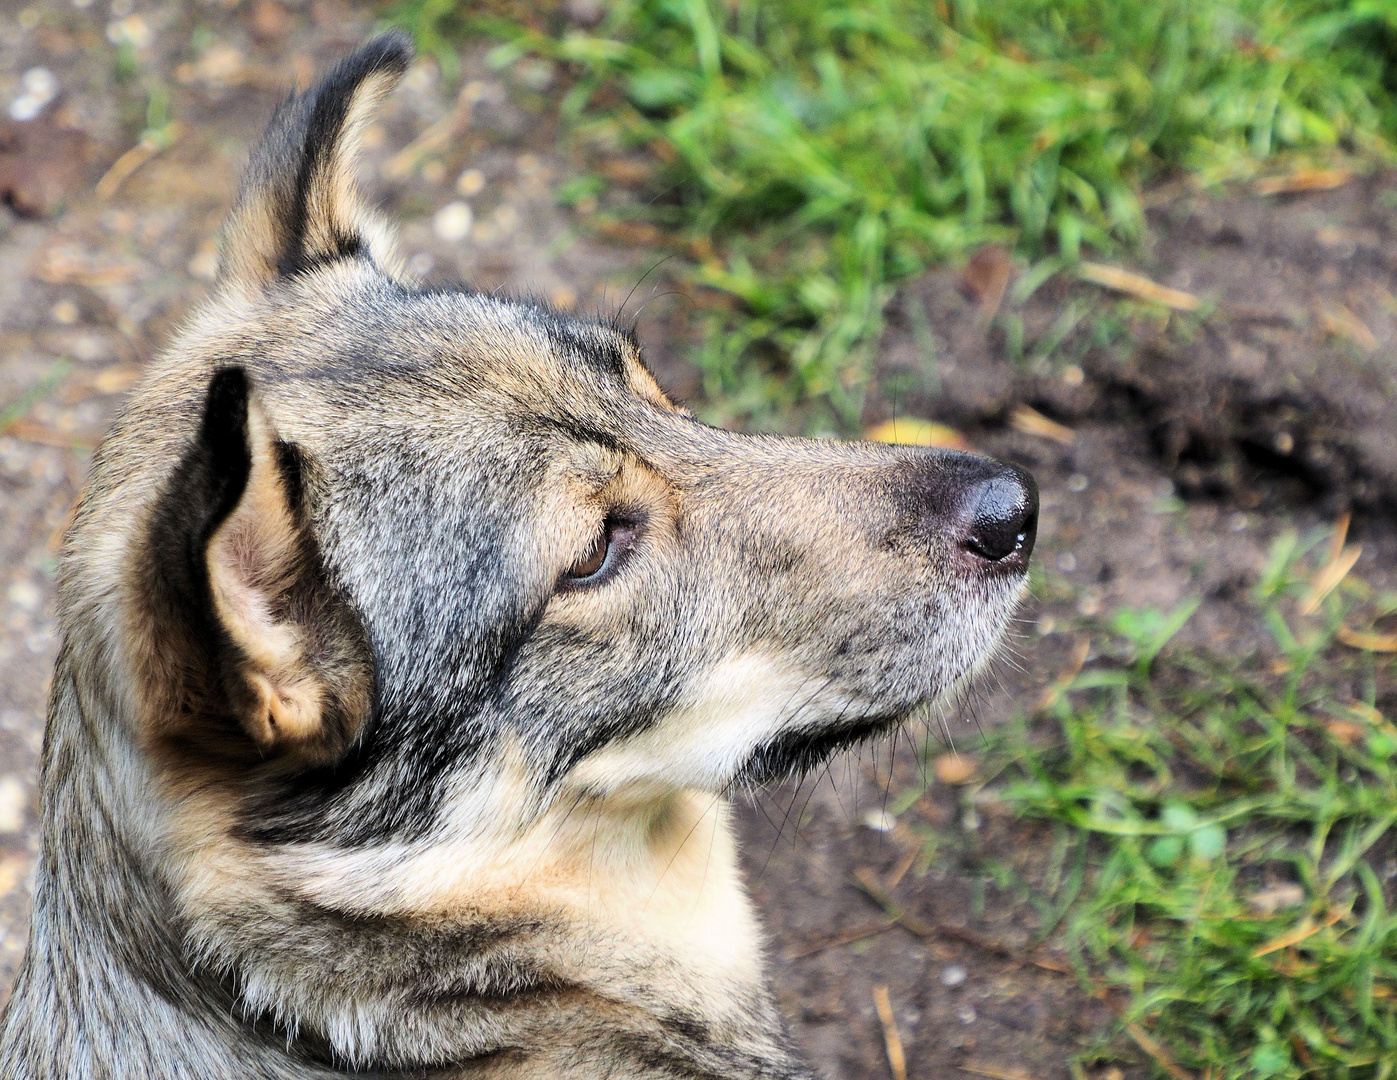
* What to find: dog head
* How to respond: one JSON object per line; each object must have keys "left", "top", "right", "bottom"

{"left": 67, "top": 33, "right": 1036, "bottom": 848}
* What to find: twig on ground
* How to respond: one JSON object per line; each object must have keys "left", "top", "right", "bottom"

{"left": 784, "top": 920, "right": 896, "bottom": 960}
{"left": 851, "top": 869, "right": 1070, "bottom": 975}
{"left": 96, "top": 122, "right": 183, "bottom": 200}
{"left": 1337, "top": 626, "right": 1397, "bottom": 652}
{"left": 1254, "top": 168, "right": 1353, "bottom": 195}
{"left": 1008, "top": 405, "right": 1075, "bottom": 445}
{"left": 1123, "top": 1021, "right": 1193, "bottom": 1080}
{"left": 1300, "top": 540, "right": 1362, "bottom": 615}
{"left": 1035, "top": 636, "right": 1091, "bottom": 712}
{"left": 872, "top": 985, "right": 907, "bottom": 1080}
{"left": 1251, "top": 907, "right": 1348, "bottom": 958}
{"left": 1078, "top": 263, "right": 1200, "bottom": 311}
{"left": 957, "top": 1062, "right": 1035, "bottom": 1080}
{"left": 882, "top": 844, "right": 920, "bottom": 893}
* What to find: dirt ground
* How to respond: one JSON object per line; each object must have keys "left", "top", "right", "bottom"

{"left": 0, "top": 2, "right": 1393, "bottom": 1078}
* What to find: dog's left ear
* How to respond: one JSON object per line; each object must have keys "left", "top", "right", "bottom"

{"left": 145, "top": 368, "right": 373, "bottom": 764}
{"left": 216, "top": 32, "right": 412, "bottom": 298}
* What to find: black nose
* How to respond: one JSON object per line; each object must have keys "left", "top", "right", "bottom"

{"left": 962, "top": 463, "right": 1038, "bottom": 565}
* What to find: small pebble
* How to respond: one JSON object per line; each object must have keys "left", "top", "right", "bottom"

{"left": 106, "top": 14, "right": 151, "bottom": 49}
{"left": 187, "top": 246, "right": 220, "bottom": 281}
{"left": 1066, "top": 472, "right": 1089, "bottom": 492}
{"left": 494, "top": 204, "right": 520, "bottom": 236}
{"left": 1056, "top": 552, "right": 1077, "bottom": 573}
{"left": 50, "top": 300, "right": 79, "bottom": 325}
{"left": 957, "top": 1004, "right": 976, "bottom": 1025}
{"left": 940, "top": 964, "right": 968, "bottom": 988}
{"left": 9, "top": 66, "right": 57, "bottom": 121}
{"left": 407, "top": 252, "right": 434, "bottom": 277}
{"left": 1061, "top": 364, "right": 1084, "bottom": 386}
{"left": 860, "top": 808, "right": 896, "bottom": 833}
{"left": 456, "top": 168, "right": 485, "bottom": 197}
{"left": 433, "top": 201, "right": 473, "bottom": 243}
{"left": 7, "top": 580, "right": 41, "bottom": 612}
{"left": 932, "top": 752, "right": 977, "bottom": 784}
{"left": 0, "top": 777, "right": 25, "bottom": 833}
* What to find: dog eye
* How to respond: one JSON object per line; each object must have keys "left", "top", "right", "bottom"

{"left": 569, "top": 530, "right": 608, "bottom": 579}
{"left": 562, "top": 516, "right": 639, "bottom": 588}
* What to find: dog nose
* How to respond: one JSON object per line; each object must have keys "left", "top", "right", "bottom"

{"left": 961, "top": 463, "right": 1038, "bottom": 565}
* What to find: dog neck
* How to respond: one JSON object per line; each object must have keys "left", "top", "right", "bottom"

{"left": 1, "top": 656, "right": 816, "bottom": 1079}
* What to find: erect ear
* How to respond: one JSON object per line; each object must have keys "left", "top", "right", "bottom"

{"left": 145, "top": 368, "right": 372, "bottom": 765}
{"left": 216, "top": 33, "right": 412, "bottom": 299}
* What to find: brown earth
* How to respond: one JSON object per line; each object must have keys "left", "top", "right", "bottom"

{"left": 0, "top": 2, "right": 1392, "bottom": 1078}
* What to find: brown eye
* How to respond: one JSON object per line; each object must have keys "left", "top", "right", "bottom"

{"left": 568, "top": 529, "right": 609, "bottom": 580}
{"left": 561, "top": 516, "right": 641, "bottom": 589}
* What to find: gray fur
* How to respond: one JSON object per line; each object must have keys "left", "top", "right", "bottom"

{"left": 0, "top": 34, "right": 1035, "bottom": 1079}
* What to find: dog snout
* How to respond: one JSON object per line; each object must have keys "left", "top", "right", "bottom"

{"left": 961, "top": 462, "right": 1038, "bottom": 567}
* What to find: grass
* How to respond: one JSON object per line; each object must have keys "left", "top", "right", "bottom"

{"left": 392, "top": 0, "right": 1397, "bottom": 431}
{"left": 942, "top": 526, "right": 1397, "bottom": 1078}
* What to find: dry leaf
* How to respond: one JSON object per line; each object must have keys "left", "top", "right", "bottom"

{"left": 1337, "top": 626, "right": 1397, "bottom": 652}
{"left": 1008, "top": 404, "right": 1075, "bottom": 445}
{"left": 92, "top": 365, "right": 141, "bottom": 395}
{"left": 958, "top": 1064, "right": 1036, "bottom": 1080}
{"left": 0, "top": 854, "right": 26, "bottom": 896}
{"left": 1325, "top": 718, "right": 1367, "bottom": 746}
{"left": 959, "top": 245, "right": 1013, "bottom": 320}
{"left": 0, "top": 119, "right": 101, "bottom": 218}
{"left": 1318, "top": 304, "right": 1378, "bottom": 351}
{"left": 1254, "top": 168, "right": 1353, "bottom": 196}
{"left": 3, "top": 420, "right": 98, "bottom": 449}
{"left": 600, "top": 157, "right": 653, "bottom": 185}
{"left": 251, "top": 0, "right": 290, "bottom": 43}
{"left": 1035, "top": 635, "right": 1091, "bottom": 711}
{"left": 1252, "top": 908, "right": 1346, "bottom": 958}
{"left": 863, "top": 417, "right": 973, "bottom": 451}
{"left": 1247, "top": 883, "right": 1306, "bottom": 914}
{"left": 1299, "top": 544, "right": 1362, "bottom": 615}
{"left": 1326, "top": 513, "right": 1350, "bottom": 566}
{"left": 1079, "top": 262, "right": 1200, "bottom": 311}
{"left": 595, "top": 219, "right": 669, "bottom": 247}
{"left": 932, "top": 753, "right": 978, "bottom": 785}
{"left": 34, "top": 247, "right": 141, "bottom": 286}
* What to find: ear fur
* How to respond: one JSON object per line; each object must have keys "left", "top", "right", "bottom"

{"left": 143, "top": 368, "right": 372, "bottom": 765}
{"left": 217, "top": 32, "right": 412, "bottom": 297}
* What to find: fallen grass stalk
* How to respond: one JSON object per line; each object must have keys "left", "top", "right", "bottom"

{"left": 872, "top": 985, "right": 908, "bottom": 1080}
{"left": 1077, "top": 262, "right": 1200, "bottom": 311}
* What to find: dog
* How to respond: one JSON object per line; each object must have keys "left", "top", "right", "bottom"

{"left": 0, "top": 33, "right": 1036, "bottom": 1079}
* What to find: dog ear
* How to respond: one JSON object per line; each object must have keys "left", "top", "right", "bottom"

{"left": 145, "top": 368, "right": 372, "bottom": 764}
{"left": 216, "top": 32, "right": 412, "bottom": 298}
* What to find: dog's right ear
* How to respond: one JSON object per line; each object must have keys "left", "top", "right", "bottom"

{"left": 143, "top": 368, "right": 373, "bottom": 766}
{"left": 216, "top": 32, "right": 412, "bottom": 300}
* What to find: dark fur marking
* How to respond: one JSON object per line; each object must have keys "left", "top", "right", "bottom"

{"left": 734, "top": 712, "right": 902, "bottom": 787}
{"left": 249, "top": 33, "right": 410, "bottom": 278}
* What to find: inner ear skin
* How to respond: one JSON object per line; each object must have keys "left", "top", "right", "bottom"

{"left": 139, "top": 368, "right": 372, "bottom": 767}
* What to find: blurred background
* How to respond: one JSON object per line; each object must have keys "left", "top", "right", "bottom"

{"left": 0, "top": 1, "right": 1396, "bottom": 1076}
